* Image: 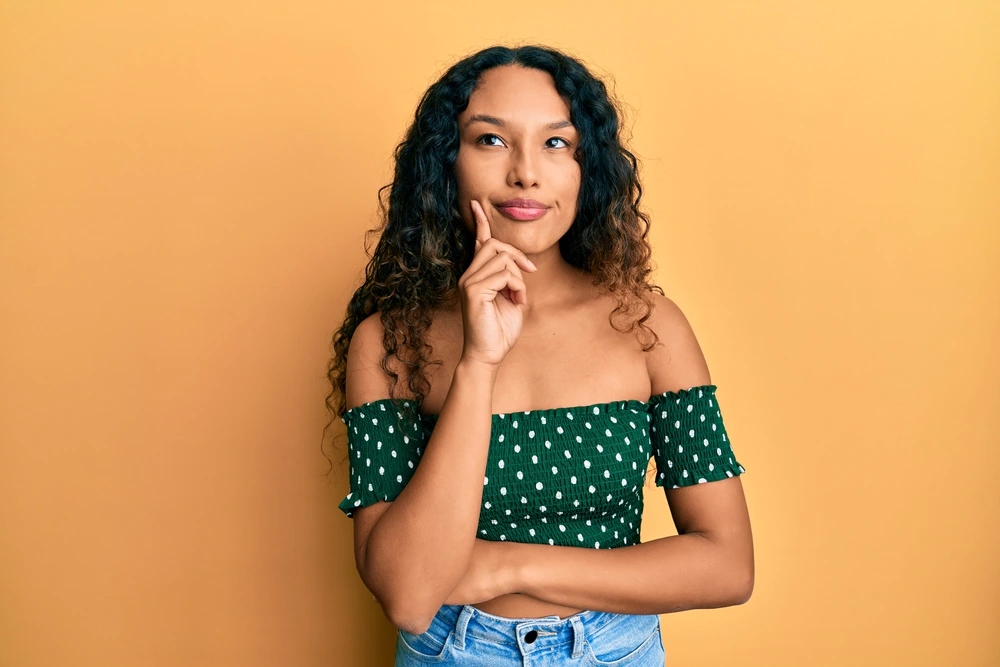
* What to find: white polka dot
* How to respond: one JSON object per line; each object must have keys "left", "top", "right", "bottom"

{"left": 536, "top": 482, "right": 543, "bottom": 490}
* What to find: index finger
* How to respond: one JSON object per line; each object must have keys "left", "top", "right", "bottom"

{"left": 471, "top": 200, "right": 491, "bottom": 249}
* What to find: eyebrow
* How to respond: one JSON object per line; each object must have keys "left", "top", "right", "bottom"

{"left": 463, "top": 114, "right": 574, "bottom": 131}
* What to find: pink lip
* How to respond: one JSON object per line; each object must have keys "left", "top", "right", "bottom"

{"left": 495, "top": 198, "right": 550, "bottom": 221}
{"left": 497, "top": 206, "right": 547, "bottom": 221}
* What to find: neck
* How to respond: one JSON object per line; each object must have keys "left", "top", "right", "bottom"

{"left": 519, "top": 246, "right": 588, "bottom": 319}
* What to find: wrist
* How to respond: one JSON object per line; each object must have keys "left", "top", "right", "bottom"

{"left": 501, "top": 542, "right": 532, "bottom": 596}
{"left": 456, "top": 356, "right": 501, "bottom": 382}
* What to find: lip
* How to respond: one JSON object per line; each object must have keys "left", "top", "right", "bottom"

{"left": 495, "top": 198, "right": 550, "bottom": 222}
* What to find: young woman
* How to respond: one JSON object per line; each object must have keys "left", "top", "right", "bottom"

{"left": 325, "top": 44, "right": 753, "bottom": 666}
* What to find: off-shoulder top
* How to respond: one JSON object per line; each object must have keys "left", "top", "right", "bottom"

{"left": 337, "top": 384, "right": 745, "bottom": 550}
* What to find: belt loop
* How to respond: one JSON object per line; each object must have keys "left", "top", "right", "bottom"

{"left": 453, "top": 605, "right": 475, "bottom": 651}
{"left": 570, "top": 616, "right": 586, "bottom": 659}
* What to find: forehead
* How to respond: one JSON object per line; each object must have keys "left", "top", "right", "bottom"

{"left": 460, "top": 66, "right": 572, "bottom": 128}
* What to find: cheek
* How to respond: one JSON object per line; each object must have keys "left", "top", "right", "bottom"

{"left": 454, "top": 152, "right": 482, "bottom": 197}
{"left": 559, "top": 163, "right": 582, "bottom": 209}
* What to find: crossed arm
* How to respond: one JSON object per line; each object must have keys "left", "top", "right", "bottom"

{"left": 451, "top": 475, "right": 754, "bottom": 615}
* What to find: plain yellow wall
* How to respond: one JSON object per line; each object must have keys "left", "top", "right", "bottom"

{"left": 2, "top": 1, "right": 997, "bottom": 665}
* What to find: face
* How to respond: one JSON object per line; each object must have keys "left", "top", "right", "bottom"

{"left": 454, "top": 65, "right": 581, "bottom": 254}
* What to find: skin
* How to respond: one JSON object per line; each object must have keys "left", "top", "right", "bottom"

{"left": 453, "top": 65, "right": 589, "bottom": 317}
{"left": 350, "top": 64, "right": 753, "bottom": 628}
{"left": 422, "top": 65, "right": 653, "bottom": 618}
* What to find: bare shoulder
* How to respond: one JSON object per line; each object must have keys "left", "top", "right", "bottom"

{"left": 345, "top": 312, "right": 416, "bottom": 410}
{"left": 643, "top": 292, "right": 713, "bottom": 395}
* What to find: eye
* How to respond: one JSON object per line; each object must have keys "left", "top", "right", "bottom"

{"left": 546, "top": 137, "right": 571, "bottom": 149}
{"left": 476, "top": 133, "right": 506, "bottom": 147}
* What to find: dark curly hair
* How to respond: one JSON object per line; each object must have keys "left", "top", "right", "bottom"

{"left": 321, "top": 44, "right": 665, "bottom": 474}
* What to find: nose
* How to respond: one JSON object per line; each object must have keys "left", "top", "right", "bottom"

{"left": 507, "top": 146, "right": 539, "bottom": 189}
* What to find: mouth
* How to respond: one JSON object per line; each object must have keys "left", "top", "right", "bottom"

{"left": 495, "top": 199, "right": 550, "bottom": 222}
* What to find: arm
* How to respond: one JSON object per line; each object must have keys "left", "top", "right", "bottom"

{"left": 347, "top": 314, "right": 497, "bottom": 633}
{"left": 506, "top": 475, "right": 754, "bottom": 613}
{"left": 503, "top": 294, "right": 754, "bottom": 612}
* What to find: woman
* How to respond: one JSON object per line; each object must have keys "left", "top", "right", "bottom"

{"left": 325, "top": 44, "right": 753, "bottom": 666}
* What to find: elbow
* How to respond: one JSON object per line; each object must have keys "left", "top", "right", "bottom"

{"left": 384, "top": 599, "right": 435, "bottom": 635}
{"left": 733, "top": 573, "right": 754, "bottom": 605}
{"left": 731, "top": 561, "right": 755, "bottom": 605}
{"left": 394, "top": 614, "right": 434, "bottom": 636}
{"left": 366, "top": 583, "right": 438, "bottom": 635}
{"left": 357, "top": 553, "right": 436, "bottom": 634}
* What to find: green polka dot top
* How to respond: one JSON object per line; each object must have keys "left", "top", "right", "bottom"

{"left": 338, "top": 384, "right": 746, "bottom": 550}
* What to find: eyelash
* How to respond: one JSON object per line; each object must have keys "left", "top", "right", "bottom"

{"left": 476, "top": 133, "right": 571, "bottom": 149}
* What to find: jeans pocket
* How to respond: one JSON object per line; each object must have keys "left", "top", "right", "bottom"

{"left": 396, "top": 627, "right": 455, "bottom": 663}
{"left": 585, "top": 618, "right": 662, "bottom": 666}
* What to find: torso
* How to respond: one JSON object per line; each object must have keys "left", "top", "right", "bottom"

{"left": 417, "top": 278, "right": 654, "bottom": 619}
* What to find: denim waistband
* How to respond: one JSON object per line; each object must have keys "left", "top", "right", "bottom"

{"left": 431, "top": 604, "right": 649, "bottom": 660}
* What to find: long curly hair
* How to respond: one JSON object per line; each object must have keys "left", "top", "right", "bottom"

{"left": 322, "top": 44, "right": 665, "bottom": 474}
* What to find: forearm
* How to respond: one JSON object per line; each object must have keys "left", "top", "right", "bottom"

{"left": 364, "top": 359, "right": 497, "bottom": 627}
{"left": 508, "top": 533, "right": 753, "bottom": 614}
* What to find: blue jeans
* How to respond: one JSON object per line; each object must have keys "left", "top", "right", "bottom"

{"left": 395, "top": 603, "right": 665, "bottom": 666}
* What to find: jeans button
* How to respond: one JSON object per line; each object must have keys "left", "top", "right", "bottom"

{"left": 525, "top": 630, "right": 538, "bottom": 643}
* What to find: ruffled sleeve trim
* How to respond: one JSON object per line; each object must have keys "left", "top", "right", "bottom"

{"left": 645, "top": 384, "right": 746, "bottom": 489}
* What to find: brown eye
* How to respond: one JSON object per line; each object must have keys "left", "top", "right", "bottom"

{"left": 477, "top": 134, "right": 506, "bottom": 147}
{"left": 546, "top": 137, "right": 570, "bottom": 148}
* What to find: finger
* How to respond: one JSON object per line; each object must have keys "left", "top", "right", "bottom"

{"left": 464, "top": 238, "right": 538, "bottom": 280}
{"left": 469, "top": 269, "right": 528, "bottom": 305}
{"left": 472, "top": 200, "right": 491, "bottom": 250}
{"left": 466, "top": 251, "right": 524, "bottom": 283}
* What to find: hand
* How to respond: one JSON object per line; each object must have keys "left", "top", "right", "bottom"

{"left": 457, "top": 200, "right": 538, "bottom": 368}
{"left": 443, "top": 538, "right": 515, "bottom": 606}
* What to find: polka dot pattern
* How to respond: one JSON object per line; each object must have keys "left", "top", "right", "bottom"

{"left": 648, "top": 385, "right": 746, "bottom": 489}
{"left": 336, "top": 385, "right": 746, "bottom": 550}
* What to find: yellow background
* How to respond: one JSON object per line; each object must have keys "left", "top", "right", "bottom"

{"left": 2, "top": 1, "right": 998, "bottom": 665}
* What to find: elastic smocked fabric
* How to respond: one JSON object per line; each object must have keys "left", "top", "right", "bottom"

{"left": 337, "top": 384, "right": 745, "bottom": 549}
